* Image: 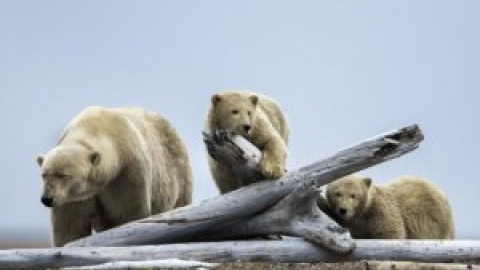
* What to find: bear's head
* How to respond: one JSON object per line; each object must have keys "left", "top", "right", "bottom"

{"left": 37, "top": 145, "right": 103, "bottom": 207}
{"left": 326, "top": 174, "right": 372, "bottom": 222}
{"left": 210, "top": 92, "right": 259, "bottom": 137}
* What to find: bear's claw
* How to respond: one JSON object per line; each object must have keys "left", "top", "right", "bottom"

{"left": 260, "top": 158, "right": 285, "bottom": 179}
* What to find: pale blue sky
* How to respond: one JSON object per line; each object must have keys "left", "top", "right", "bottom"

{"left": 0, "top": 1, "right": 479, "bottom": 241}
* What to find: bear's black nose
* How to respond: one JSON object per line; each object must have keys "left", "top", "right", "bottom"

{"left": 41, "top": 196, "right": 53, "bottom": 207}
{"left": 338, "top": 208, "right": 347, "bottom": 216}
{"left": 243, "top": 125, "right": 251, "bottom": 133}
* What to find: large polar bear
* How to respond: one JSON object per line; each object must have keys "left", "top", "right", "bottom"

{"left": 37, "top": 106, "right": 193, "bottom": 246}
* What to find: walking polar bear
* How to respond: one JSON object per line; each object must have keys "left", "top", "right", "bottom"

{"left": 37, "top": 106, "right": 193, "bottom": 246}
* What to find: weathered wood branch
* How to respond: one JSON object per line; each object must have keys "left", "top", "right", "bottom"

{"left": 3, "top": 239, "right": 480, "bottom": 269}
{"left": 62, "top": 259, "right": 219, "bottom": 270}
{"left": 64, "top": 261, "right": 480, "bottom": 270}
{"left": 192, "top": 182, "right": 354, "bottom": 253}
{"left": 200, "top": 132, "right": 352, "bottom": 252}
{"left": 365, "top": 261, "right": 480, "bottom": 270}
{"left": 67, "top": 125, "right": 423, "bottom": 247}
{"left": 204, "top": 131, "right": 263, "bottom": 185}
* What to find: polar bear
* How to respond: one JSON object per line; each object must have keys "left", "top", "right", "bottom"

{"left": 37, "top": 106, "right": 193, "bottom": 246}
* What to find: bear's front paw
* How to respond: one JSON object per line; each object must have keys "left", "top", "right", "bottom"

{"left": 260, "top": 158, "right": 285, "bottom": 179}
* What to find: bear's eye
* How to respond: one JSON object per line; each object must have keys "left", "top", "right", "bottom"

{"left": 350, "top": 194, "right": 356, "bottom": 199}
{"left": 231, "top": 110, "right": 239, "bottom": 115}
{"left": 335, "top": 192, "right": 341, "bottom": 197}
{"left": 247, "top": 111, "right": 252, "bottom": 116}
{"left": 54, "top": 173, "right": 69, "bottom": 179}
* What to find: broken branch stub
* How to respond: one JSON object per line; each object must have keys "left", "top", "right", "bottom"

{"left": 203, "top": 130, "right": 264, "bottom": 185}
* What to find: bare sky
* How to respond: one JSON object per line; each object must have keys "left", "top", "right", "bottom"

{"left": 0, "top": 1, "right": 479, "bottom": 239}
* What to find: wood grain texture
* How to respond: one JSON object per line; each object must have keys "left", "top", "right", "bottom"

{"left": 2, "top": 239, "right": 480, "bottom": 269}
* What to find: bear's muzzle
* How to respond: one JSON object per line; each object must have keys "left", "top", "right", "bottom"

{"left": 41, "top": 196, "right": 54, "bottom": 207}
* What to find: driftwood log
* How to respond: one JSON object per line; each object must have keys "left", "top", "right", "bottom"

{"left": 66, "top": 125, "right": 423, "bottom": 249}
{"left": 189, "top": 180, "right": 352, "bottom": 253}
{"left": 2, "top": 239, "right": 480, "bottom": 269}
{"left": 64, "top": 261, "right": 480, "bottom": 270}
{"left": 365, "top": 261, "right": 480, "bottom": 270}
{"left": 62, "top": 259, "right": 219, "bottom": 270}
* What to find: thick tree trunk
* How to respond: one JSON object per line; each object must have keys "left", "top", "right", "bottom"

{"left": 2, "top": 239, "right": 480, "bottom": 269}
{"left": 66, "top": 125, "right": 423, "bottom": 247}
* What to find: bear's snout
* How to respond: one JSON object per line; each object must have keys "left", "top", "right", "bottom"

{"left": 338, "top": 207, "right": 347, "bottom": 217}
{"left": 243, "top": 124, "right": 251, "bottom": 133}
{"left": 41, "top": 196, "right": 54, "bottom": 207}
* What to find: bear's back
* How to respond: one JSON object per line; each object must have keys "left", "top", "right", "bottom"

{"left": 65, "top": 106, "right": 167, "bottom": 144}
{"left": 64, "top": 106, "right": 193, "bottom": 211}
{"left": 110, "top": 107, "right": 193, "bottom": 210}
{"left": 389, "top": 176, "right": 455, "bottom": 239}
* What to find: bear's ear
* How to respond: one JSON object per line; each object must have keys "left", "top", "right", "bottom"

{"left": 211, "top": 94, "right": 222, "bottom": 107}
{"left": 90, "top": 152, "right": 101, "bottom": 166}
{"left": 363, "top": 177, "right": 372, "bottom": 188}
{"left": 250, "top": 95, "right": 259, "bottom": 106}
{"left": 36, "top": 155, "right": 44, "bottom": 167}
